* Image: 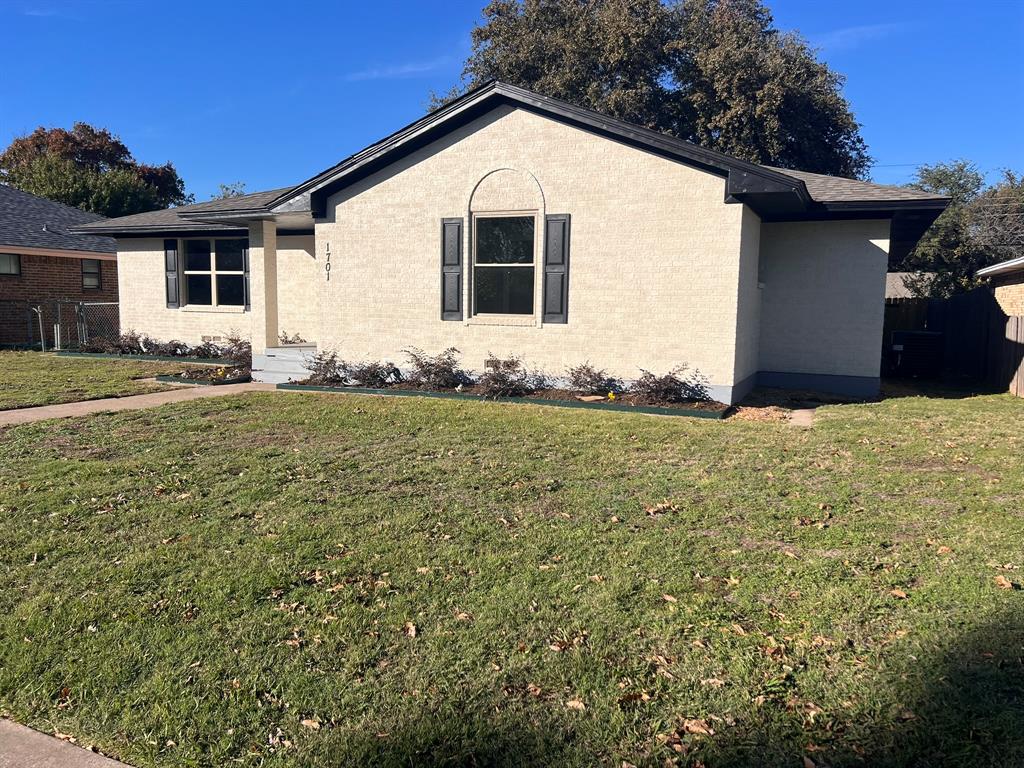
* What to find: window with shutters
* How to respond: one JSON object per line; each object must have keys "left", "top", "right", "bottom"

{"left": 473, "top": 214, "right": 536, "bottom": 315}
{"left": 181, "top": 238, "right": 247, "bottom": 307}
{"left": 81, "top": 259, "right": 101, "bottom": 289}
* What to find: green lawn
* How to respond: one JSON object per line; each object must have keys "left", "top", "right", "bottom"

{"left": 0, "top": 352, "right": 188, "bottom": 410}
{"left": 0, "top": 390, "right": 1022, "bottom": 767}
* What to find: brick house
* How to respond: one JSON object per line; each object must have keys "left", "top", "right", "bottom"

{"left": 0, "top": 184, "right": 116, "bottom": 347}
{"left": 978, "top": 257, "right": 1024, "bottom": 316}
{"left": 75, "top": 82, "right": 949, "bottom": 402}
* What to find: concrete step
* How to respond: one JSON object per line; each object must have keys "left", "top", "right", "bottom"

{"left": 252, "top": 345, "right": 316, "bottom": 385}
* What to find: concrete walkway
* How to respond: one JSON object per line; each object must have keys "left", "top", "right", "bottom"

{"left": 0, "top": 719, "right": 131, "bottom": 767}
{"left": 0, "top": 382, "right": 275, "bottom": 426}
{"left": 789, "top": 408, "right": 817, "bottom": 428}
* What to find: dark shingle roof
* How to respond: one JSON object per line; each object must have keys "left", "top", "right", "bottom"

{"left": 73, "top": 187, "right": 295, "bottom": 234}
{"left": 764, "top": 167, "right": 947, "bottom": 204}
{"left": 0, "top": 184, "right": 115, "bottom": 254}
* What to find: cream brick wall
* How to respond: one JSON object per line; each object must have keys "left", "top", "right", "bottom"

{"left": 316, "top": 105, "right": 750, "bottom": 394}
{"left": 758, "top": 220, "right": 890, "bottom": 378}
{"left": 993, "top": 275, "right": 1024, "bottom": 316}
{"left": 276, "top": 235, "right": 318, "bottom": 342}
{"left": 116, "top": 234, "right": 314, "bottom": 345}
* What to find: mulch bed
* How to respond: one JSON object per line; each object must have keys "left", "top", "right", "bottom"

{"left": 297, "top": 380, "right": 728, "bottom": 414}
{"left": 163, "top": 366, "right": 252, "bottom": 385}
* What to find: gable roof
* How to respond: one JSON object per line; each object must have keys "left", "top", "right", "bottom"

{"left": 268, "top": 81, "right": 948, "bottom": 223}
{"left": 763, "top": 168, "right": 946, "bottom": 205}
{"left": 74, "top": 80, "right": 948, "bottom": 260}
{"left": 0, "top": 184, "right": 115, "bottom": 254}
{"left": 73, "top": 187, "right": 295, "bottom": 236}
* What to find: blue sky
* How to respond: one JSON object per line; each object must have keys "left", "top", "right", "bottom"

{"left": 1, "top": 0, "right": 1021, "bottom": 200}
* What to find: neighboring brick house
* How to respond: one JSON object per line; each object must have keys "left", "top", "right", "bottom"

{"left": 978, "top": 257, "right": 1024, "bottom": 316}
{"left": 0, "top": 184, "right": 116, "bottom": 346}
{"left": 75, "top": 81, "right": 949, "bottom": 402}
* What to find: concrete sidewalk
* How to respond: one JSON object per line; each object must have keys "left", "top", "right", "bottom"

{"left": 0, "top": 382, "right": 275, "bottom": 426}
{"left": 0, "top": 719, "right": 131, "bottom": 767}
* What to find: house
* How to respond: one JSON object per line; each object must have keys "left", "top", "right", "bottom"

{"left": 73, "top": 82, "right": 948, "bottom": 403}
{"left": 885, "top": 272, "right": 934, "bottom": 300}
{"left": 0, "top": 184, "right": 117, "bottom": 347}
{"left": 978, "top": 256, "right": 1024, "bottom": 316}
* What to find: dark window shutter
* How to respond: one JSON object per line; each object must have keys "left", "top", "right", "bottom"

{"left": 441, "top": 218, "right": 463, "bottom": 320}
{"left": 164, "top": 239, "right": 180, "bottom": 308}
{"left": 243, "top": 244, "right": 251, "bottom": 311}
{"left": 543, "top": 214, "right": 570, "bottom": 323}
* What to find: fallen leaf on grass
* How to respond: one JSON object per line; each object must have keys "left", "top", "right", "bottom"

{"left": 662, "top": 594, "right": 678, "bottom": 603}
{"left": 681, "top": 718, "right": 714, "bottom": 736}
{"left": 701, "top": 678, "right": 726, "bottom": 688}
{"left": 403, "top": 622, "right": 417, "bottom": 638}
{"left": 617, "top": 691, "right": 652, "bottom": 707}
{"left": 890, "top": 589, "right": 909, "bottom": 600}
{"left": 300, "top": 718, "right": 320, "bottom": 730}
{"left": 527, "top": 683, "right": 542, "bottom": 697}
{"left": 937, "top": 546, "right": 953, "bottom": 555}
{"left": 994, "top": 575, "right": 1019, "bottom": 590}
{"left": 566, "top": 698, "right": 586, "bottom": 711}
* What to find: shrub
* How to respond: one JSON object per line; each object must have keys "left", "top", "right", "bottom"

{"left": 220, "top": 334, "right": 252, "bottom": 368}
{"left": 344, "top": 360, "right": 403, "bottom": 388}
{"left": 190, "top": 341, "right": 224, "bottom": 360}
{"left": 304, "top": 351, "right": 347, "bottom": 385}
{"left": 144, "top": 338, "right": 191, "bottom": 357}
{"left": 279, "top": 330, "right": 307, "bottom": 345}
{"left": 477, "top": 355, "right": 540, "bottom": 398}
{"left": 566, "top": 362, "right": 620, "bottom": 395}
{"left": 403, "top": 347, "right": 472, "bottom": 390}
{"left": 629, "top": 365, "right": 710, "bottom": 403}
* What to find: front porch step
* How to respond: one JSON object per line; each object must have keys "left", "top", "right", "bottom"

{"left": 252, "top": 345, "right": 316, "bottom": 385}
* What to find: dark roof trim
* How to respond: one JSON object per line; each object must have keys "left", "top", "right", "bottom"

{"left": 269, "top": 80, "right": 813, "bottom": 219}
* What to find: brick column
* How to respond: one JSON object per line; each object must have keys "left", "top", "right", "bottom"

{"left": 248, "top": 219, "right": 278, "bottom": 354}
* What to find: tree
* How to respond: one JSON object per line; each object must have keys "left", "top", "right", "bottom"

{"left": 898, "top": 160, "right": 1017, "bottom": 298}
{"left": 0, "top": 122, "right": 191, "bottom": 217}
{"left": 972, "top": 171, "right": 1024, "bottom": 261}
{"left": 212, "top": 182, "right": 247, "bottom": 199}
{"left": 433, "top": 0, "right": 870, "bottom": 178}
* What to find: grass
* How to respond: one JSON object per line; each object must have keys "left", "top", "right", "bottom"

{"left": 0, "top": 352, "right": 189, "bottom": 410}
{"left": 0, "top": 389, "right": 1022, "bottom": 767}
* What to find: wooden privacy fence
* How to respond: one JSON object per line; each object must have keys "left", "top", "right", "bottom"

{"left": 990, "top": 314, "right": 1024, "bottom": 397}
{"left": 883, "top": 288, "right": 1024, "bottom": 397}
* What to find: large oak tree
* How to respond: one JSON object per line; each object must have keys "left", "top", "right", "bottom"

{"left": 0, "top": 123, "right": 191, "bottom": 218}
{"left": 434, "top": 0, "right": 870, "bottom": 178}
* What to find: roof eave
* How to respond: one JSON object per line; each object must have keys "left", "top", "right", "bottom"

{"left": 978, "top": 255, "right": 1024, "bottom": 278}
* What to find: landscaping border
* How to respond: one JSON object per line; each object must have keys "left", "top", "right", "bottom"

{"left": 276, "top": 383, "right": 726, "bottom": 419}
{"left": 55, "top": 351, "right": 231, "bottom": 365}
{"left": 155, "top": 374, "right": 252, "bottom": 386}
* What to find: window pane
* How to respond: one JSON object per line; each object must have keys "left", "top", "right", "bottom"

{"left": 216, "top": 274, "right": 245, "bottom": 306}
{"left": 476, "top": 217, "right": 534, "bottom": 264}
{"left": 186, "top": 274, "right": 212, "bottom": 305}
{"left": 216, "top": 239, "right": 246, "bottom": 272}
{"left": 184, "top": 240, "right": 211, "bottom": 271}
{"left": 0, "top": 253, "right": 20, "bottom": 275}
{"left": 474, "top": 267, "right": 534, "bottom": 314}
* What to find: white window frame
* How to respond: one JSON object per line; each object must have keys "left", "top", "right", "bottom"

{"left": 0, "top": 253, "right": 21, "bottom": 276}
{"left": 81, "top": 258, "right": 101, "bottom": 290}
{"left": 471, "top": 211, "right": 540, "bottom": 319}
{"left": 181, "top": 238, "right": 246, "bottom": 309}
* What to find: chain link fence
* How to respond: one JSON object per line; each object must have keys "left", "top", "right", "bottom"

{"left": 0, "top": 299, "right": 119, "bottom": 351}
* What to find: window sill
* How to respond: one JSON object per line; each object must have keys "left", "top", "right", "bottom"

{"left": 181, "top": 305, "right": 247, "bottom": 314}
{"left": 466, "top": 314, "right": 538, "bottom": 328}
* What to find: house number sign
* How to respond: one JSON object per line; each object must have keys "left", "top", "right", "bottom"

{"left": 325, "top": 242, "right": 331, "bottom": 281}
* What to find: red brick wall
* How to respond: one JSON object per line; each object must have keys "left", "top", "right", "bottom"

{"left": 0, "top": 253, "right": 118, "bottom": 302}
{"left": 0, "top": 253, "right": 118, "bottom": 347}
